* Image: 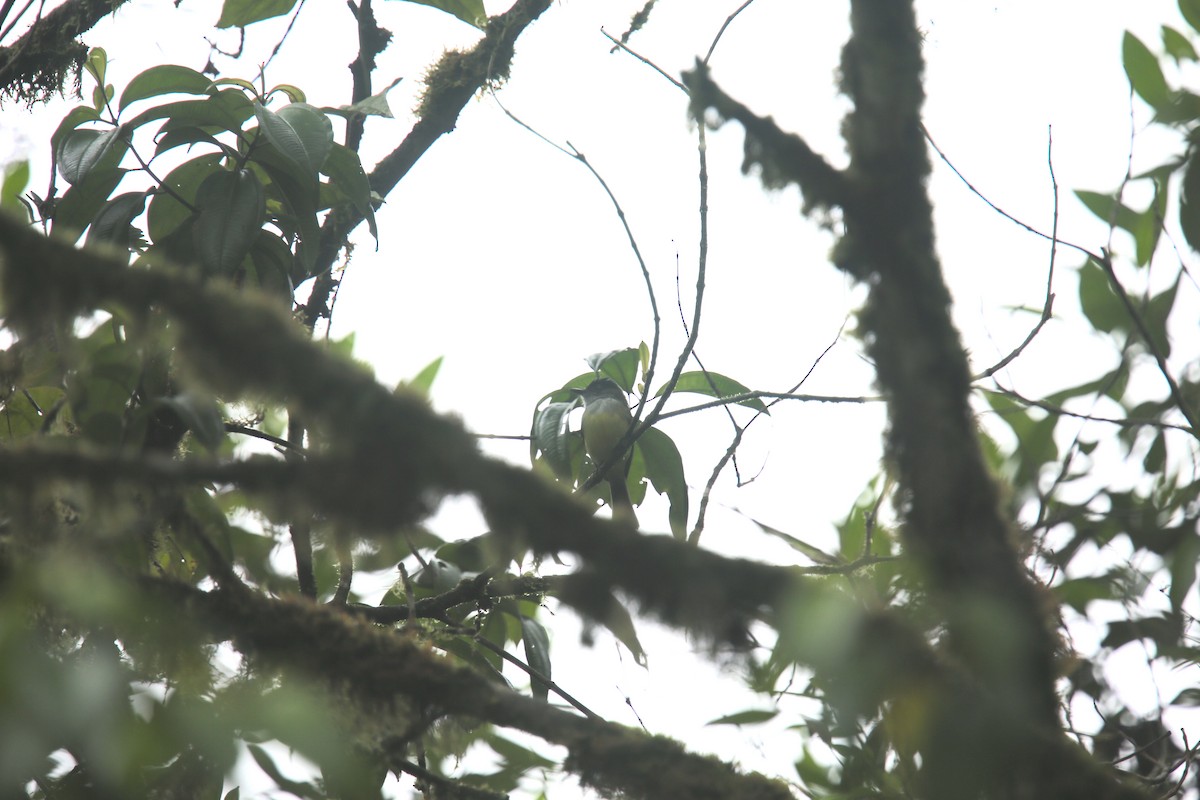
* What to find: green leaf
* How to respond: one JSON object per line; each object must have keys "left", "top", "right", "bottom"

{"left": 194, "top": 168, "right": 266, "bottom": 276}
{"left": 326, "top": 77, "right": 402, "bottom": 120}
{"left": 752, "top": 518, "right": 842, "bottom": 565}
{"left": 253, "top": 102, "right": 333, "bottom": 175}
{"left": 1162, "top": 26, "right": 1198, "bottom": 62}
{"left": 322, "top": 142, "right": 377, "bottom": 243}
{"left": 153, "top": 127, "right": 237, "bottom": 160}
{"left": 1123, "top": 32, "right": 1171, "bottom": 111}
{"left": 1075, "top": 189, "right": 1140, "bottom": 233}
{"left": 585, "top": 348, "right": 641, "bottom": 392}
{"left": 637, "top": 426, "right": 688, "bottom": 540}
{"left": 84, "top": 47, "right": 107, "bottom": 87}
{"left": 1, "top": 160, "right": 29, "bottom": 213}
{"left": 405, "top": 356, "right": 443, "bottom": 397}
{"left": 1180, "top": 151, "right": 1200, "bottom": 251}
{"left": 1168, "top": 530, "right": 1200, "bottom": 610}
{"left": 119, "top": 65, "right": 213, "bottom": 111}
{"left": 399, "top": 0, "right": 487, "bottom": 29}
{"left": 86, "top": 191, "right": 149, "bottom": 249}
{"left": 52, "top": 167, "right": 128, "bottom": 243}
{"left": 147, "top": 153, "right": 225, "bottom": 242}
{"left": 124, "top": 90, "right": 255, "bottom": 136}
{"left": 530, "top": 401, "right": 577, "bottom": 480}
{"left": 246, "top": 230, "right": 296, "bottom": 304}
{"left": 1170, "top": 687, "right": 1200, "bottom": 706}
{"left": 1054, "top": 574, "right": 1124, "bottom": 614}
{"left": 1140, "top": 274, "right": 1179, "bottom": 357}
{"left": 706, "top": 709, "right": 779, "bottom": 726}
{"left": 218, "top": 0, "right": 299, "bottom": 27}
{"left": 519, "top": 616, "right": 551, "bottom": 701}
{"left": 57, "top": 128, "right": 124, "bottom": 185}
{"left": 50, "top": 105, "right": 102, "bottom": 158}
{"left": 250, "top": 152, "right": 321, "bottom": 278}
{"left": 657, "top": 370, "right": 767, "bottom": 412}
{"left": 1077, "top": 259, "right": 1125, "bottom": 334}
{"left": 66, "top": 340, "right": 141, "bottom": 446}
{"left": 265, "top": 84, "right": 306, "bottom": 104}
{"left": 1181, "top": 0, "right": 1200, "bottom": 35}
{"left": 1133, "top": 191, "right": 1164, "bottom": 267}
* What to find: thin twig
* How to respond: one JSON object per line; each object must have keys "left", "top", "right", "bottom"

{"left": 974, "top": 125, "right": 1060, "bottom": 380}
{"left": 461, "top": 624, "right": 604, "bottom": 721}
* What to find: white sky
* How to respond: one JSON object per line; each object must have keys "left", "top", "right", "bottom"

{"left": 4, "top": 0, "right": 1199, "bottom": 797}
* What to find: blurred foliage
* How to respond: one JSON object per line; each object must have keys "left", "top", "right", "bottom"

{"left": 0, "top": 1, "right": 1199, "bottom": 800}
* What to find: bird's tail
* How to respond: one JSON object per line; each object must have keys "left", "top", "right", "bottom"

{"left": 608, "top": 477, "right": 637, "bottom": 527}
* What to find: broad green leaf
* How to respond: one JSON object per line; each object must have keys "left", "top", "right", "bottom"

{"left": 1077, "top": 259, "right": 1125, "bottom": 334}
{"left": 322, "top": 142, "right": 377, "bottom": 243}
{"left": 1180, "top": 151, "right": 1200, "bottom": 251}
{"left": 147, "top": 153, "right": 225, "bottom": 242}
{"left": 1181, "top": 0, "right": 1200, "bottom": 36}
{"left": 1140, "top": 274, "right": 1179, "bottom": 357}
{"left": 637, "top": 426, "right": 688, "bottom": 540}
{"left": 707, "top": 709, "right": 779, "bottom": 726}
{"left": 84, "top": 47, "right": 107, "bottom": 86}
{"left": 86, "top": 191, "right": 149, "bottom": 249}
{"left": 57, "top": 128, "right": 124, "bottom": 185}
{"left": 217, "top": 0, "right": 298, "bottom": 27}
{"left": 52, "top": 167, "right": 128, "bottom": 243}
{"left": 399, "top": 0, "right": 487, "bottom": 29}
{"left": 119, "top": 65, "right": 214, "bottom": 111}
{"left": 91, "top": 83, "right": 114, "bottom": 112}
{"left": 1133, "top": 185, "right": 1165, "bottom": 266}
{"left": 1123, "top": 32, "right": 1171, "bottom": 111}
{"left": 153, "top": 127, "right": 237, "bottom": 160}
{"left": 50, "top": 106, "right": 102, "bottom": 157}
{"left": 125, "top": 90, "right": 255, "bottom": 136}
{"left": 1168, "top": 530, "right": 1200, "bottom": 610}
{"left": 265, "top": 84, "right": 306, "bottom": 103}
{"left": 1054, "top": 574, "right": 1124, "bottom": 614}
{"left": 1, "top": 160, "right": 29, "bottom": 212}
{"left": 250, "top": 154, "right": 320, "bottom": 278}
{"left": 519, "top": 616, "right": 551, "bottom": 701}
{"left": 657, "top": 370, "right": 768, "bottom": 412}
{"left": 1162, "top": 25, "right": 1198, "bottom": 62}
{"left": 1075, "top": 189, "right": 1139, "bottom": 233}
{"left": 1152, "top": 89, "right": 1200, "bottom": 123}
{"left": 194, "top": 168, "right": 266, "bottom": 276}
{"left": 246, "top": 230, "right": 296, "bottom": 304}
{"left": 210, "top": 77, "right": 258, "bottom": 93}
{"left": 586, "top": 348, "right": 640, "bottom": 391}
{"left": 66, "top": 341, "right": 141, "bottom": 445}
{"left": 530, "top": 401, "right": 577, "bottom": 479}
{"left": 253, "top": 102, "right": 333, "bottom": 175}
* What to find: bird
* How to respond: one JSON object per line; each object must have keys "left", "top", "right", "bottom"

{"left": 575, "top": 377, "right": 637, "bottom": 525}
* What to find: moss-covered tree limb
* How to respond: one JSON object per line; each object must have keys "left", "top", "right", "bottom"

{"left": 0, "top": 0, "right": 132, "bottom": 104}
{"left": 0, "top": 214, "right": 1151, "bottom": 800}
{"left": 137, "top": 577, "right": 795, "bottom": 800}
{"left": 683, "top": 1, "right": 1090, "bottom": 796}
{"left": 682, "top": 63, "right": 850, "bottom": 213}
{"left": 301, "top": 0, "right": 554, "bottom": 328}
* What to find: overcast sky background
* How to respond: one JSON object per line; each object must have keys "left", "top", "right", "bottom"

{"left": 4, "top": 1, "right": 1199, "bottom": 797}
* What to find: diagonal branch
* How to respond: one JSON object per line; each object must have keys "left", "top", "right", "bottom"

{"left": 682, "top": 61, "right": 851, "bottom": 212}
{"left": 300, "top": 0, "right": 554, "bottom": 328}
